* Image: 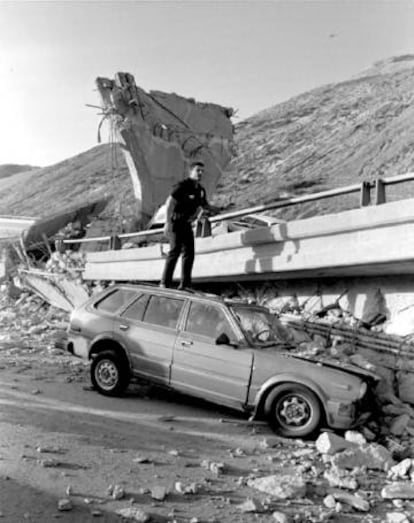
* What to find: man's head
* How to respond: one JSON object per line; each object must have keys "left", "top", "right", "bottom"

{"left": 188, "top": 161, "right": 205, "bottom": 183}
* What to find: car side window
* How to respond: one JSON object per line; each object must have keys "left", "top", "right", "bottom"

{"left": 95, "top": 289, "right": 136, "bottom": 313}
{"left": 185, "top": 302, "right": 234, "bottom": 340}
{"left": 142, "top": 296, "right": 184, "bottom": 329}
{"left": 121, "top": 294, "right": 149, "bottom": 321}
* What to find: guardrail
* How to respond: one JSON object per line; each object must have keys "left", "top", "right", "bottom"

{"left": 61, "top": 172, "right": 414, "bottom": 249}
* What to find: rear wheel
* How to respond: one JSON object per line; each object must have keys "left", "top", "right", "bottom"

{"left": 268, "top": 383, "right": 321, "bottom": 438}
{"left": 90, "top": 350, "right": 130, "bottom": 396}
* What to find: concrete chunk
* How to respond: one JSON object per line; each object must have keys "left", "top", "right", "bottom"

{"left": 382, "top": 483, "right": 414, "bottom": 499}
{"left": 247, "top": 473, "right": 306, "bottom": 500}
{"left": 316, "top": 432, "right": 355, "bottom": 455}
{"left": 331, "top": 443, "right": 394, "bottom": 471}
{"left": 331, "top": 490, "right": 370, "bottom": 511}
{"left": 116, "top": 507, "right": 151, "bottom": 522}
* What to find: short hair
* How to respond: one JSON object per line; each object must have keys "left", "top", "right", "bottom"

{"left": 189, "top": 161, "right": 205, "bottom": 170}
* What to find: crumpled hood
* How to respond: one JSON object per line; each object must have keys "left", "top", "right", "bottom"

{"left": 257, "top": 343, "right": 379, "bottom": 382}
{"left": 288, "top": 353, "right": 379, "bottom": 382}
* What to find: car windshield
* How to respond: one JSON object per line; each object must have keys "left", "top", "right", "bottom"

{"left": 230, "top": 305, "right": 291, "bottom": 346}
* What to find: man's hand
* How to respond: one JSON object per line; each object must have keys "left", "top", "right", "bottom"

{"left": 163, "top": 222, "right": 172, "bottom": 239}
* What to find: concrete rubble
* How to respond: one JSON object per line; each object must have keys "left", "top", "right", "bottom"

{"left": 6, "top": 255, "right": 414, "bottom": 519}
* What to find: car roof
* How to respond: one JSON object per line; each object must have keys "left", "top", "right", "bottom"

{"left": 98, "top": 283, "right": 269, "bottom": 310}
{"left": 105, "top": 283, "right": 227, "bottom": 304}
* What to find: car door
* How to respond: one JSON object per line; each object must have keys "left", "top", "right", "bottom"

{"left": 170, "top": 300, "right": 253, "bottom": 409}
{"left": 119, "top": 293, "right": 185, "bottom": 385}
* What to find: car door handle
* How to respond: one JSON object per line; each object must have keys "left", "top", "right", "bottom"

{"left": 181, "top": 340, "right": 193, "bottom": 347}
{"left": 119, "top": 324, "right": 129, "bottom": 331}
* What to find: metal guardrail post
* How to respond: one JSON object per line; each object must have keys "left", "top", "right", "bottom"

{"left": 360, "top": 181, "right": 371, "bottom": 207}
{"left": 109, "top": 235, "right": 122, "bottom": 250}
{"left": 374, "top": 179, "right": 386, "bottom": 205}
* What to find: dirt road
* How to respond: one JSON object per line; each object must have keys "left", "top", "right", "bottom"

{"left": 0, "top": 314, "right": 408, "bottom": 523}
{"left": 0, "top": 344, "right": 317, "bottom": 523}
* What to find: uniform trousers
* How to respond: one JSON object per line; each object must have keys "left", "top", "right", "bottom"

{"left": 161, "top": 221, "right": 194, "bottom": 288}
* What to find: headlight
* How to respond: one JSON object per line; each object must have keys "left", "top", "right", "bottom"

{"left": 358, "top": 381, "right": 367, "bottom": 399}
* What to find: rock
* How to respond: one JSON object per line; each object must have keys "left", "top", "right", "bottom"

{"left": 91, "top": 510, "right": 103, "bottom": 517}
{"left": 331, "top": 443, "right": 394, "bottom": 471}
{"left": 272, "top": 511, "right": 290, "bottom": 523}
{"left": 398, "top": 373, "right": 414, "bottom": 405}
{"left": 324, "top": 468, "right": 358, "bottom": 490}
{"left": 116, "top": 507, "right": 151, "bottom": 522}
{"left": 151, "top": 486, "right": 168, "bottom": 501}
{"left": 344, "top": 430, "right": 366, "bottom": 446}
{"left": 323, "top": 494, "right": 337, "bottom": 509}
{"left": 133, "top": 455, "right": 152, "bottom": 464}
{"left": 386, "top": 512, "right": 410, "bottom": 523}
{"left": 209, "top": 462, "right": 226, "bottom": 475}
{"left": 388, "top": 458, "right": 413, "bottom": 480}
{"left": 175, "top": 481, "right": 199, "bottom": 494}
{"left": 247, "top": 472, "right": 306, "bottom": 500}
{"left": 175, "top": 481, "right": 185, "bottom": 493}
{"left": 65, "top": 485, "right": 73, "bottom": 496}
{"left": 57, "top": 498, "right": 72, "bottom": 511}
{"left": 260, "top": 437, "right": 279, "bottom": 448}
{"left": 106, "top": 484, "right": 125, "bottom": 500}
{"left": 312, "top": 334, "right": 327, "bottom": 348}
{"left": 349, "top": 354, "right": 376, "bottom": 371}
{"left": 390, "top": 415, "right": 410, "bottom": 436}
{"left": 40, "top": 459, "right": 61, "bottom": 467}
{"left": 361, "top": 426, "right": 376, "bottom": 441}
{"left": 381, "top": 483, "right": 414, "bottom": 499}
{"left": 237, "top": 498, "right": 263, "bottom": 513}
{"left": 315, "top": 432, "right": 354, "bottom": 455}
{"left": 331, "top": 490, "right": 370, "bottom": 511}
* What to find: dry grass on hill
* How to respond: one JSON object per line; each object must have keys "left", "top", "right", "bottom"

{"left": 2, "top": 55, "right": 414, "bottom": 229}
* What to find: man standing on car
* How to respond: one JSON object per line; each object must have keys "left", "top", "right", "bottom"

{"left": 160, "top": 161, "right": 218, "bottom": 290}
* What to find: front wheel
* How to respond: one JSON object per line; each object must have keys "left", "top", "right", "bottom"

{"left": 268, "top": 383, "right": 321, "bottom": 438}
{"left": 90, "top": 350, "right": 130, "bottom": 396}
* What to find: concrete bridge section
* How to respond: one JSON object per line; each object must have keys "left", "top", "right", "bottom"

{"left": 0, "top": 215, "right": 37, "bottom": 240}
{"left": 83, "top": 196, "right": 414, "bottom": 324}
{"left": 0, "top": 216, "right": 38, "bottom": 281}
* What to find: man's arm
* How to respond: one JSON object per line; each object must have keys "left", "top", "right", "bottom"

{"left": 163, "top": 196, "right": 176, "bottom": 237}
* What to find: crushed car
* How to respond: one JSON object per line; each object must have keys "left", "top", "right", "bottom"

{"left": 66, "top": 284, "right": 379, "bottom": 437}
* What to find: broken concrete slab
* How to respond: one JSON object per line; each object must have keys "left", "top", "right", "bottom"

{"left": 247, "top": 472, "right": 307, "bottom": 500}
{"left": 330, "top": 443, "right": 395, "bottom": 471}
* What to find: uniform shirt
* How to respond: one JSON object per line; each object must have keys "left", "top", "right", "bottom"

{"left": 171, "top": 178, "right": 208, "bottom": 222}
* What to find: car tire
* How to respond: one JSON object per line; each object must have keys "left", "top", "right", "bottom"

{"left": 268, "top": 383, "right": 321, "bottom": 438}
{"left": 90, "top": 350, "right": 130, "bottom": 396}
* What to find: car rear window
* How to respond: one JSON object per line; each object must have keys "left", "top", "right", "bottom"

{"left": 143, "top": 296, "right": 184, "bottom": 329}
{"left": 95, "top": 289, "right": 137, "bottom": 313}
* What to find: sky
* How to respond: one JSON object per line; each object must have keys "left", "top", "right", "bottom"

{"left": 1, "top": 0, "right": 414, "bottom": 167}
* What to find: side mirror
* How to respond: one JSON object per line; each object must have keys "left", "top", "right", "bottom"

{"left": 215, "top": 333, "right": 238, "bottom": 347}
{"left": 215, "top": 333, "right": 230, "bottom": 345}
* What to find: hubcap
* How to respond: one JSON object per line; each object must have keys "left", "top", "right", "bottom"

{"left": 96, "top": 360, "right": 119, "bottom": 390}
{"left": 277, "top": 394, "right": 311, "bottom": 427}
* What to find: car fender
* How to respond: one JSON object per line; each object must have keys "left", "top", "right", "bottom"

{"left": 89, "top": 333, "right": 132, "bottom": 369}
{"left": 252, "top": 373, "right": 328, "bottom": 420}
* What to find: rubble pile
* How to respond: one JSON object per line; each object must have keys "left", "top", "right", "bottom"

{"left": 44, "top": 250, "right": 87, "bottom": 287}
{"left": 0, "top": 279, "right": 86, "bottom": 379}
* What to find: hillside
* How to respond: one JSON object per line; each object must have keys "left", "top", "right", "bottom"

{"left": 0, "top": 164, "right": 39, "bottom": 180}
{"left": 1, "top": 55, "right": 414, "bottom": 228}
{"left": 215, "top": 55, "right": 414, "bottom": 221}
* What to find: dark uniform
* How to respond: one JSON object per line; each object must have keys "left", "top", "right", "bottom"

{"left": 161, "top": 178, "right": 208, "bottom": 289}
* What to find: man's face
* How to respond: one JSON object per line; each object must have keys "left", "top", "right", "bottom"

{"left": 189, "top": 165, "right": 204, "bottom": 183}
